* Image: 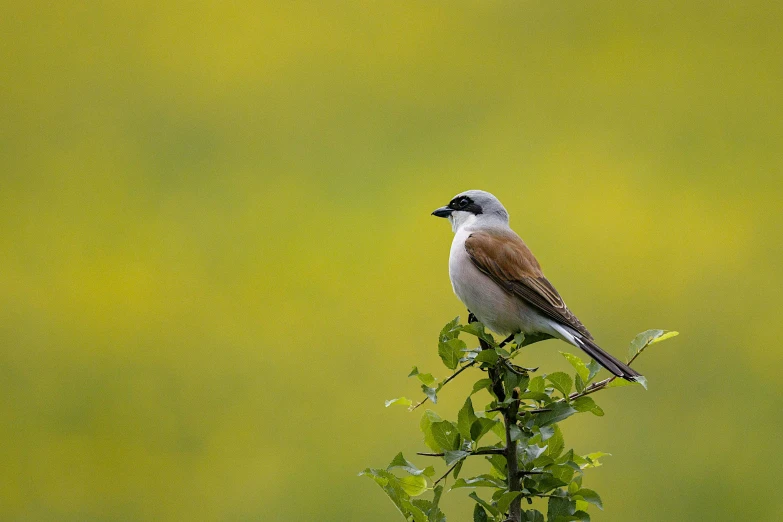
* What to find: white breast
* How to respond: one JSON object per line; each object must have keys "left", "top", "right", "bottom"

{"left": 448, "top": 228, "right": 555, "bottom": 337}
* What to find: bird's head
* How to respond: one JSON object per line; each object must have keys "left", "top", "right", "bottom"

{"left": 432, "top": 190, "right": 509, "bottom": 232}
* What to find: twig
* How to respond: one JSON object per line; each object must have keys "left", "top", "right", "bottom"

{"left": 416, "top": 448, "right": 505, "bottom": 457}
{"left": 565, "top": 350, "right": 646, "bottom": 402}
{"left": 568, "top": 376, "right": 615, "bottom": 400}
{"left": 486, "top": 406, "right": 550, "bottom": 414}
{"left": 497, "top": 333, "right": 515, "bottom": 349}
{"left": 432, "top": 461, "right": 460, "bottom": 486}
{"left": 410, "top": 361, "right": 476, "bottom": 411}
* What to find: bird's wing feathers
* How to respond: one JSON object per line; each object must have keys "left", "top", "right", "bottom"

{"left": 464, "top": 229, "right": 593, "bottom": 339}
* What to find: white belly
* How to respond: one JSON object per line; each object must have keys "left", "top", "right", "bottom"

{"left": 448, "top": 230, "right": 554, "bottom": 337}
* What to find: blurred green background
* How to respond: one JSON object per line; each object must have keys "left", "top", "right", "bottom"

{"left": 2, "top": 1, "right": 782, "bottom": 520}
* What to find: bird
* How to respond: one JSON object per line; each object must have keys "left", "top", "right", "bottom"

{"left": 432, "top": 189, "right": 642, "bottom": 382}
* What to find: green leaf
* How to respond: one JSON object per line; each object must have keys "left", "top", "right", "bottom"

{"left": 523, "top": 443, "right": 547, "bottom": 464}
{"left": 452, "top": 459, "right": 464, "bottom": 480}
{"left": 496, "top": 491, "right": 523, "bottom": 514}
{"left": 574, "top": 374, "right": 585, "bottom": 393}
{"left": 406, "top": 501, "right": 429, "bottom": 522}
{"left": 420, "top": 410, "right": 443, "bottom": 452}
{"left": 409, "top": 366, "right": 420, "bottom": 377}
{"left": 469, "top": 492, "right": 501, "bottom": 517}
{"left": 439, "top": 338, "right": 465, "bottom": 370}
{"left": 471, "top": 379, "right": 493, "bottom": 395}
{"left": 360, "top": 468, "right": 418, "bottom": 518}
{"left": 586, "top": 359, "right": 601, "bottom": 382}
{"left": 388, "top": 452, "right": 427, "bottom": 476}
{"left": 416, "top": 372, "right": 437, "bottom": 387}
{"left": 547, "top": 372, "right": 573, "bottom": 397}
{"left": 535, "top": 474, "right": 568, "bottom": 493}
{"left": 444, "top": 450, "right": 469, "bottom": 466}
{"left": 451, "top": 475, "right": 506, "bottom": 489}
{"left": 650, "top": 330, "right": 679, "bottom": 344}
{"left": 547, "top": 496, "right": 576, "bottom": 520}
{"left": 582, "top": 452, "right": 611, "bottom": 468}
{"left": 458, "top": 398, "right": 479, "bottom": 440}
{"left": 519, "top": 391, "right": 551, "bottom": 402}
{"left": 572, "top": 510, "right": 591, "bottom": 522}
{"left": 470, "top": 418, "right": 499, "bottom": 443}
{"left": 547, "top": 463, "right": 575, "bottom": 485}
{"left": 538, "top": 425, "right": 555, "bottom": 442}
{"left": 560, "top": 352, "right": 589, "bottom": 382}
{"left": 543, "top": 425, "right": 565, "bottom": 458}
{"left": 459, "top": 323, "right": 496, "bottom": 346}
{"left": 523, "top": 509, "right": 545, "bottom": 522}
{"left": 528, "top": 376, "right": 546, "bottom": 393}
{"left": 491, "top": 420, "right": 505, "bottom": 439}
{"left": 485, "top": 454, "right": 506, "bottom": 475}
{"left": 400, "top": 475, "right": 428, "bottom": 496}
{"left": 504, "top": 371, "right": 529, "bottom": 396}
{"left": 439, "top": 316, "right": 461, "bottom": 341}
{"left": 359, "top": 468, "right": 401, "bottom": 506}
{"left": 385, "top": 397, "right": 412, "bottom": 408}
{"left": 473, "top": 504, "right": 488, "bottom": 522}
{"left": 427, "top": 485, "right": 445, "bottom": 522}
{"left": 628, "top": 329, "right": 679, "bottom": 362}
{"left": 572, "top": 396, "right": 605, "bottom": 416}
{"left": 533, "top": 454, "right": 555, "bottom": 469}
{"left": 412, "top": 500, "right": 434, "bottom": 522}
{"left": 534, "top": 401, "right": 578, "bottom": 427}
{"left": 556, "top": 448, "right": 574, "bottom": 465}
{"left": 431, "top": 421, "right": 460, "bottom": 451}
{"left": 574, "top": 488, "right": 603, "bottom": 510}
{"left": 422, "top": 384, "right": 438, "bottom": 403}
{"left": 474, "top": 349, "right": 499, "bottom": 365}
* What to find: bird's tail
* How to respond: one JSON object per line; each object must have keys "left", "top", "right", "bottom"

{"left": 573, "top": 335, "right": 643, "bottom": 383}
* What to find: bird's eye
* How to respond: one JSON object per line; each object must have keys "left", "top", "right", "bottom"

{"left": 459, "top": 198, "right": 469, "bottom": 208}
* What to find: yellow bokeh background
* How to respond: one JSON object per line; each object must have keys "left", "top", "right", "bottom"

{"left": 2, "top": 2, "right": 782, "bottom": 520}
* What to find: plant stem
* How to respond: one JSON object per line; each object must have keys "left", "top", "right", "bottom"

{"left": 503, "top": 387, "right": 522, "bottom": 522}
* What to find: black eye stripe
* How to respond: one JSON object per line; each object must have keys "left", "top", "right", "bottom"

{"left": 450, "top": 196, "right": 473, "bottom": 209}
{"left": 447, "top": 195, "right": 484, "bottom": 215}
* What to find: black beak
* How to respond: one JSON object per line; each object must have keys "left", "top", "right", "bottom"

{"left": 431, "top": 206, "right": 453, "bottom": 218}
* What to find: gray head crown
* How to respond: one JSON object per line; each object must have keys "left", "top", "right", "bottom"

{"left": 447, "top": 190, "right": 509, "bottom": 222}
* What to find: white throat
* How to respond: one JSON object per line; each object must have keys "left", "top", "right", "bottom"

{"left": 449, "top": 211, "right": 478, "bottom": 233}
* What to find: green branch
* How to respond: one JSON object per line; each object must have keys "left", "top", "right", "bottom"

{"left": 364, "top": 320, "right": 678, "bottom": 522}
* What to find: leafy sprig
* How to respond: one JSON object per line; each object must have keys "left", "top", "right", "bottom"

{"left": 363, "top": 317, "right": 678, "bottom": 522}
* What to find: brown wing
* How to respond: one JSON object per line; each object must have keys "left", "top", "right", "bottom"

{"left": 464, "top": 229, "right": 593, "bottom": 340}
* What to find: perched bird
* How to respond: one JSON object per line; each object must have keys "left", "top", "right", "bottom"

{"left": 432, "top": 190, "right": 642, "bottom": 382}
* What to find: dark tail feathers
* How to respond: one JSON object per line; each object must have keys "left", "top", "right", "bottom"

{"left": 573, "top": 336, "right": 643, "bottom": 382}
